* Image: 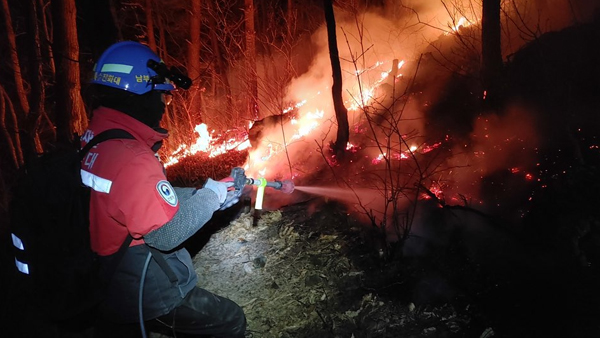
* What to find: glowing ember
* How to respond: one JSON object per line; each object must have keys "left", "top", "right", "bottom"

{"left": 372, "top": 153, "right": 387, "bottom": 165}
{"left": 421, "top": 142, "right": 442, "bottom": 154}
{"left": 371, "top": 142, "right": 442, "bottom": 163}
{"left": 429, "top": 185, "right": 444, "bottom": 199}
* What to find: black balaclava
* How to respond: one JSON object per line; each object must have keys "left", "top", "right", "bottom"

{"left": 91, "top": 84, "right": 166, "bottom": 128}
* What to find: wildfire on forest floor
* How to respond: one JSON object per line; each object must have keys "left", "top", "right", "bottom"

{"left": 160, "top": 14, "right": 600, "bottom": 338}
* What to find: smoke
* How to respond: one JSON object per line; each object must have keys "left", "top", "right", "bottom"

{"left": 247, "top": 5, "right": 451, "bottom": 180}
{"left": 244, "top": 0, "right": 598, "bottom": 216}
{"left": 244, "top": 5, "right": 446, "bottom": 211}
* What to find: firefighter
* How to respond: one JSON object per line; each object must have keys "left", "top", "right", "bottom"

{"left": 82, "top": 41, "right": 246, "bottom": 337}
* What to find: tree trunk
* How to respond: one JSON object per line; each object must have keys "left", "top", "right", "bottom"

{"left": 323, "top": 0, "right": 349, "bottom": 159}
{"left": 145, "top": 0, "right": 156, "bottom": 51}
{"left": 36, "top": 0, "right": 57, "bottom": 139}
{"left": 0, "top": 86, "right": 21, "bottom": 169}
{"left": 1, "top": 0, "right": 45, "bottom": 156}
{"left": 38, "top": 0, "right": 55, "bottom": 75}
{"left": 1, "top": 0, "right": 30, "bottom": 116}
{"left": 207, "top": 0, "right": 233, "bottom": 113}
{"left": 52, "top": 0, "right": 86, "bottom": 142}
{"left": 109, "top": 0, "right": 123, "bottom": 41}
{"left": 481, "top": 0, "right": 503, "bottom": 106}
{"left": 26, "top": 0, "right": 53, "bottom": 144}
{"left": 187, "top": 0, "right": 203, "bottom": 124}
{"left": 3, "top": 87, "right": 24, "bottom": 166}
{"left": 245, "top": 0, "right": 259, "bottom": 120}
{"left": 156, "top": 9, "right": 167, "bottom": 60}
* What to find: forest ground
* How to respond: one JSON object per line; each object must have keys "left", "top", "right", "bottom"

{"left": 152, "top": 192, "right": 600, "bottom": 338}
{"left": 2, "top": 187, "right": 599, "bottom": 338}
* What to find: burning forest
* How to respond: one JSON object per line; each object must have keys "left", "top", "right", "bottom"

{"left": 2, "top": 0, "right": 600, "bottom": 337}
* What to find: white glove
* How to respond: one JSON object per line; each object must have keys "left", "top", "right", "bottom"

{"left": 203, "top": 178, "right": 231, "bottom": 204}
{"left": 220, "top": 189, "right": 242, "bottom": 210}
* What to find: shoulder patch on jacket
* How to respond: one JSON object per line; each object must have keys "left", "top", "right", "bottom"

{"left": 156, "top": 180, "right": 178, "bottom": 207}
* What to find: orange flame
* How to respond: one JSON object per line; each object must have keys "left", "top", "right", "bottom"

{"left": 164, "top": 123, "right": 251, "bottom": 167}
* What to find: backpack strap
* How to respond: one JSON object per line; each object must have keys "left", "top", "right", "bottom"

{"left": 79, "top": 129, "right": 136, "bottom": 285}
{"left": 79, "top": 129, "right": 136, "bottom": 159}
{"left": 147, "top": 247, "right": 179, "bottom": 284}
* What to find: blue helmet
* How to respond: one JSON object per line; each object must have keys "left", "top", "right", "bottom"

{"left": 91, "top": 41, "right": 175, "bottom": 95}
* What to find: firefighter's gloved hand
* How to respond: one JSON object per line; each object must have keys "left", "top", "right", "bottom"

{"left": 219, "top": 176, "right": 242, "bottom": 210}
{"left": 220, "top": 190, "right": 241, "bottom": 210}
{"left": 203, "top": 178, "right": 229, "bottom": 204}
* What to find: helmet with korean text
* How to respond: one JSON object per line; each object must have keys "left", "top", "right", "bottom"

{"left": 90, "top": 41, "right": 177, "bottom": 95}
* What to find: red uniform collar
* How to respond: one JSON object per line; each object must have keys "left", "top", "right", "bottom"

{"left": 90, "top": 106, "right": 168, "bottom": 148}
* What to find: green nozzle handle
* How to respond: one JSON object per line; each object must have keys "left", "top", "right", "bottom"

{"left": 230, "top": 167, "right": 294, "bottom": 194}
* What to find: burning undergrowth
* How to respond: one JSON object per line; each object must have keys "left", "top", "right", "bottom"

{"left": 158, "top": 6, "right": 600, "bottom": 337}
{"left": 166, "top": 149, "right": 249, "bottom": 187}
{"left": 160, "top": 1, "right": 600, "bottom": 258}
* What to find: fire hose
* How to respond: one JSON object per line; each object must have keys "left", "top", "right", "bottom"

{"left": 229, "top": 167, "right": 294, "bottom": 209}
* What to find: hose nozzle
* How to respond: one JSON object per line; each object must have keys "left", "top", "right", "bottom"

{"left": 245, "top": 178, "right": 294, "bottom": 194}
{"left": 229, "top": 167, "right": 294, "bottom": 194}
{"left": 270, "top": 179, "right": 295, "bottom": 194}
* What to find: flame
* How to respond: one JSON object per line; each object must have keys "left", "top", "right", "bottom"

{"left": 347, "top": 60, "right": 405, "bottom": 111}
{"left": 164, "top": 8, "right": 479, "bottom": 167}
{"left": 370, "top": 142, "right": 442, "bottom": 163}
{"left": 164, "top": 56, "right": 438, "bottom": 177}
{"left": 191, "top": 124, "right": 212, "bottom": 152}
{"left": 164, "top": 123, "right": 251, "bottom": 167}
{"left": 165, "top": 52, "right": 417, "bottom": 171}
{"left": 453, "top": 17, "right": 470, "bottom": 31}
{"left": 425, "top": 185, "right": 444, "bottom": 200}
{"left": 159, "top": 11, "right": 547, "bottom": 219}
{"left": 291, "top": 109, "right": 324, "bottom": 139}
{"left": 446, "top": 16, "right": 475, "bottom": 35}
{"left": 164, "top": 13, "right": 478, "bottom": 193}
{"left": 372, "top": 153, "right": 387, "bottom": 165}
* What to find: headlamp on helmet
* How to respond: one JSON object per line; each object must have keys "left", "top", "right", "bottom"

{"left": 147, "top": 59, "right": 191, "bottom": 90}
{"left": 90, "top": 41, "right": 191, "bottom": 95}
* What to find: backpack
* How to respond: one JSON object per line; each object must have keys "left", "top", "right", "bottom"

{"left": 9, "top": 129, "right": 135, "bottom": 323}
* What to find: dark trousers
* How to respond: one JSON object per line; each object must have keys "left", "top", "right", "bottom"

{"left": 94, "top": 287, "right": 246, "bottom": 338}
